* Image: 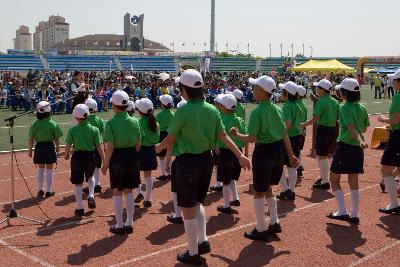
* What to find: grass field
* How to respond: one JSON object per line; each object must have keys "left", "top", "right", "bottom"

{"left": 0, "top": 85, "right": 391, "bottom": 151}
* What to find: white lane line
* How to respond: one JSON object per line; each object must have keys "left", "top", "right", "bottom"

{"left": 109, "top": 184, "right": 379, "bottom": 267}
{"left": 348, "top": 240, "right": 400, "bottom": 267}
{"left": 0, "top": 238, "right": 56, "bottom": 267}
{"left": 0, "top": 122, "right": 71, "bottom": 130}
{"left": 0, "top": 170, "right": 70, "bottom": 183}
{"left": 0, "top": 190, "right": 73, "bottom": 206}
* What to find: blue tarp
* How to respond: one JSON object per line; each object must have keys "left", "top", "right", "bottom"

{"left": 370, "top": 66, "right": 400, "bottom": 74}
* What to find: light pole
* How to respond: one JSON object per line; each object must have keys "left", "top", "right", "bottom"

{"left": 302, "top": 43, "right": 305, "bottom": 57}
{"left": 280, "top": 43, "right": 283, "bottom": 58}
{"left": 247, "top": 43, "right": 250, "bottom": 55}
{"left": 269, "top": 43, "right": 272, "bottom": 59}
{"left": 291, "top": 43, "right": 294, "bottom": 58}
{"left": 210, "top": 0, "right": 215, "bottom": 52}
{"left": 310, "top": 46, "right": 313, "bottom": 58}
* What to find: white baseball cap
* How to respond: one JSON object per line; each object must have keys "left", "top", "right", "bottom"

{"left": 36, "top": 101, "right": 51, "bottom": 113}
{"left": 335, "top": 78, "right": 360, "bottom": 92}
{"left": 249, "top": 76, "right": 276, "bottom": 93}
{"left": 214, "top": 94, "right": 226, "bottom": 104}
{"left": 160, "top": 94, "right": 173, "bottom": 106}
{"left": 136, "top": 98, "right": 154, "bottom": 114}
{"left": 278, "top": 81, "right": 299, "bottom": 95}
{"left": 297, "top": 85, "right": 307, "bottom": 97}
{"left": 175, "top": 69, "right": 204, "bottom": 88}
{"left": 313, "top": 79, "right": 332, "bottom": 91}
{"left": 177, "top": 99, "right": 187, "bottom": 108}
{"left": 72, "top": 104, "right": 89, "bottom": 119}
{"left": 388, "top": 69, "right": 400, "bottom": 80}
{"left": 110, "top": 90, "right": 129, "bottom": 106}
{"left": 127, "top": 100, "right": 135, "bottom": 112}
{"left": 231, "top": 89, "right": 244, "bottom": 100}
{"left": 220, "top": 94, "right": 237, "bottom": 111}
{"left": 85, "top": 98, "right": 98, "bottom": 112}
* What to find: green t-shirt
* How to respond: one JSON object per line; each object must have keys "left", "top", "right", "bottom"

{"left": 87, "top": 114, "right": 105, "bottom": 138}
{"left": 313, "top": 94, "right": 339, "bottom": 127}
{"left": 337, "top": 102, "right": 370, "bottom": 146}
{"left": 168, "top": 99, "right": 225, "bottom": 155}
{"left": 283, "top": 101, "right": 303, "bottom": 137}
{"left": 389, "top": 92, "right": 400, "bottom": 130}
{"left": 139, "top": 116, "right": 160, "bottom": 146}
{"left": 156, "top": 109, "right": 174, "bottom": 132}
{"left": 297, "top": 99, "right": 308, "bottom": 123}
{"left": 248, "top": 100, "right": 285, "bottom": 144}
{"left": 218, "top": 113, "right": 247, "bottom": 149}
{"left": 29, "top": 118, "right": 63, "bottom": 142}
{"left": 104, "top": 112, "right": 142, "bottom": 149}
{"left": 65, "top": 121, "right": 101, "bottom": 151}
{"left": 234, "top": 102, "right": 246, "bottom": 121}
{"left": 374, "top": 77, "right": 382, "bottom": 87}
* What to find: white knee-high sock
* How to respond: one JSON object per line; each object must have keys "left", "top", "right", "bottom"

{"left": 288, "top": 167, "right": 297, "bottom": 191}
{"left": 113, "top": 196, "right": 123, "bottom": 228}
{"left": 159, "top": 159, "right": 166, "bottom": 176}
{"left": 350, "top": 190, "right": 360, "bottom": 218}
{"left": 172, "top": 192, "right": 182, "bottom": 218}
{"left": 74, "top": 185, "right": 83, "bottom": 210}
{"left": 94, "top": 168, "right": 101, "bottom": 186}
{"left": 298, "top": 153, "right": 303, "bottom": 167}
{"left": 222, "top": 185, "right": 231, "bottom": 208}
{"left": 125, "top": 193, "right": 134, "bottom": 226}
{"left": 144, "top": 177, "right": 153, "bottom": 201}
{"left": 384, "top": 176, "right": 400, "bottom": 209}
{"left": 266, "top": 197, "right": 279, "bottom": 225}
{"left": 279, "top": 172, "right": 289, "bottom": 191}
{"left": 183, "top": 219, "right": 198, "bottom": 256}
{"left": 333, "top": 189, "right": 347, "bottom": 215}
{"left": 230, "top": 181, "right": 239, "bottom": 201}
{"left": 196, "top": 204, "right": 207, "bottom": 243}
{"left": 254, "top": 198, "right": 267, "bottom": 232}
{"left": 45, "top": 169, "right": 53, "bottom": 192}
{"left": 319, "top": 159, "right": 330, "bottom": 184}
{"left": 136, "top": 185, "right": 142, "bottom": 196}
{"left": 216, "top": 181, "right": 223, "bottom": 187}
{"left": 87, "top": 176, "right": 95, "bottom": 198}
{"left": 37, "top": 168, "right": 45, "bottom": 191}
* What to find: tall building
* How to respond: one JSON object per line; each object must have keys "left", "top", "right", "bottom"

{"left": 123, "top": 13, "right": 144, "bottom": 51}
{"left": 33, "top": 15, "right": 69, "bottom": 51}
{"left": 14, "top": 25, "right": 32, "bottom": 50}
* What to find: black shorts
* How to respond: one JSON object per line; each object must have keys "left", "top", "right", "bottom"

{"left": 285, "top": 135, "right": 302, "bottom": 167}
{"left": 139, "top": 145, "right": 158, "bottom": 171}
{"left": 315, "top": 125, "right": 336, "bottom": 157}
{"left": 252, "top": 141, "right": 285, "bottom": 192}
{"left": 299, "top": 134, "right": 306, "bottom": 150}
{"left": 156, "top": 131, "right": 168, "bottom": 157}
{"left": 330, "top": 142, "right": 364, "bottom": 174}
{"left": 110, "top": 148, "right": 140, "bottom": 191}
{"left": 217, "top": 148, "right": 241, "bottom": 185}
{"left": 381, "top": 130, "right": 400, "bottom": 167}
{"left": 176, "top": 151, "right": 213, "bottom": 208}
{"left": 70, "top": 151, "right": 95, "bottom": 185}
{"left": 33, "top": 142, "right": 57, "bottom": 165}
{"left": 212, "top": 150, "right": 220, "bottom": 166}
{"left": 94, "top": 149, "right": 102, "bottom": 168}
{"left": 170, "top": 158, "right": 178, "bottom": 193}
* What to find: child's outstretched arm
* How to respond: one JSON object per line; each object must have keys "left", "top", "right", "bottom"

{"left": 300, "top": 115, "right": 318, "bottom": 128}
{"left": 155, "top": 135, "right": 176, "bottom": 153}
{"left": 96, "top": 144, "right": 105, "bottom": 162}
{"left": 102, "top": 141, "right": 114, "bottom": 175}
{"left": 282, "top": 130, "right": 298, "bottom": 167}
{"left": 230, "top": 127, "right": 256, "bottom": 143}
{"left": 64, "top": 144, "right": 72, "bottom": 160}
{"left": 54, "top": 138, "right": 60, "bottom": 153}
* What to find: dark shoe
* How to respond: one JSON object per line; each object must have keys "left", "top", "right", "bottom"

{"left": 198, "top": 241, "right": 211, "bottom": 255}
{"left": 297, "top": 166, "right": 304, "bottom": 177}
{"left": 134, "top": 193, "right": 144, "bottom": 203}
{"left": 312, "top": 178, "right": 322, "bottom": 188}
{"left": 267, "top": 223, "right": 282, "bottom": 234}
{"left": 156, "top": 175, "right": 168, "bottom": 181}
{"left": 326, "top": 213, "right": 350, "bottom": 221}
{"left": 74, "top": 209, "right": 84, "bottom": 217}
{"left": 109, "top": 225, "right": 126, "bottom": 235}
{"left": 379, "top": 182, "right": 385, "bottom": 193}
{"left": 210, "top": 185, "right": 223, "bottom": 192}
{"left": 82, "top": 187, "right": 89, "bottom": 194}
{"left": 276, "top": 190, "right": 294, "bottom": 201}
{"left": 45, "top": 191, "right": 55, "bottom": 198}
{"left": 230, "top": 200, "right": 241, "bottom": 207}
{"left": 37, "top": 190, "right": 44, "bottom": 198}
{"left": 177, "top": 250, "right": 202, "bottom": 265}
{"left": 94, "top": 185, "right": 102, "bottom": 193}
{"left": 244, "top": 228, "right": 268, "bottom": 241}
{"left": 143, "top": 200, "right": 152, "bottom": 207}
{"left": 167, "top": 214, "right": 183, "bottom": 224}
{"left": 313, "top": 181, "right": 330, "bottom": 190}
{"left": 348, "top": 217, "right": 360, "bottom": 225}
{"left": 123, "top": 225, "right": 133, "bottom": 234}
{"left": 217, "top": 205, "right": 232, "bottom": 214}
{"left": 88, "top": 197, "right": 96, "bottom": 209}
{"left": 378, "top": 206, "right": 400, "bottom": 214}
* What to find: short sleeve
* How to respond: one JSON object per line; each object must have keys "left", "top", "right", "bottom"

{"left": 93, "top": 128, "right": 101, "bottom": 145}
{"left": 282, "top": 104, "right": 292, "bottom": 123}
{"left": 65, "top": 129, "right": 73, "bottom": 145}
{"left": 168, "top": 109, "right": 184, "bottom": 137}
{"left": 340, "top": 106, "right": 354, "bottom": 127}
{"left": 313, "top": 100, "right": 323, "bottom": 118}
{"left": 53, "top": 123, "right": 63, "bottom": 138}
{"left": 247, "top": 110, "right": 260, "bottom": 136}
{"left": 104, "top": 121, "right": 114, "bottom": 143}
{"left": 99, "top": 119, "right": 105, "bottom": 135}
{"left": 28, "top": 124, "right": 35, "bottom": 139}
{"left": 391, "top": 96, "right": 400, "bottom": 113}
{"left": 238, "top": 118, "right": 247, "bottom": 134}
{"left": 215, "top": 111, "right": 225, "bottom": 134}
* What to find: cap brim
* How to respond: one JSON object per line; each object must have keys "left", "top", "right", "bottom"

{"left": 335, "top": 85, "right": 341, "bottom": 90}
{"left": 174, "top": 77, "right": 180, "bottom": 84}
{"left": 387, "top": 74, "right": 396, "bottom": 80}
{"left": 278, "top": 83, "right": 285, "bottom": 90}
{"left": 313, "top": 82, "right": 319, "bottom": 87}
{"left": 248, "top": 78, "right": 258, "bottom": 85}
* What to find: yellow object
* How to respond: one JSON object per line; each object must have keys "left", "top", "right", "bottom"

{"left": 371, "top": 126, "right": 389, "bottom": 149}
{"left": 291, "top": 59, "right": 355, "bottom": 74}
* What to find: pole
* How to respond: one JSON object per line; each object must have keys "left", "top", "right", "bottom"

{"left": 302, "top": 43, "right": 305, "bottom": 56}
{"left": 247, "top": 43, "right": 250, "bottom": 55}
{"left": 269, "top": 43, "right": 272, "bottom": 59}
{"left": 210, "top": 0, "right": 215, "bottom": 52}
{"left": 280, "top": 43, "right": 283, "bottom": 58}
{"left": 291, "top": 43, "right": 294, "bottom": 58}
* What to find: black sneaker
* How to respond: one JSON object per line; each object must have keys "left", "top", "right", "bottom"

{"left": 379, "top": 182, "right": 385, "bottom": 193}
{"left": 167, "top": 214, "right": 183, "bottom": 224}
{"left": 244, "top": 228, "right": 268, "bottom": 241}
{"left": 198, "top": 241, "right": 211, "bottom": 255}
{"left": 267, "top": 223, "right": 282, "bottom": 234}
{"left": 143, "top": 200, "right": 152, "bottom": 207}
{"left": 156, "top": 175, "right": 168, "bottom": 181}
{"left": 88, "top": 197, "right": 96, "bottom": 209}
{"left": 94, "top": 185, "right": 102, "bottom": 193}
{"left": 297, "top": 166, "right": 304, "bottom": 177}
{"left": 210, "top": 185, "right": 223, "bottom": 192}
{"left": 37, "top": 190, "right": 44, "bottom": 198}
{"left": 288, "top": 190, "right": 296, "bottom": 201}
{"left": 45, "top": 191, "right": 55, "bottom": 198}
{"left": 74, "top": 209, "right": 84, "bottom": 217}
{"left": 230, "top": 200, "right": 241, "bottom": 207}
{"left": 313, "top": 181, "right": 330, "bottom": 190}
{"left": 176, "top": 250, "right": 202, "bottom": 265}
{"left": 348, "top": 217, "right": 360, "bottom": 225}
{"left": 109, "top": 225, "right": 126, "bottom": 235}
{"left": 82, "top": 187, "right": 89, "bottom": 194}
{"left": 326, "top": 213, "right": 350, "bottom": 221}
{"left": 217, "top": 205, "right": 232, "bottom": 214}
{"left": 312, "top": 178, "right": 322, "bottom": 188}
{"left": 378, "top": 206, "right": 400, "bottom": 214}
{"left": 123, "top": 225, "right": 133, "bottom": 234}
{"left": 134, "top": 193, "right": 144, "bottom": 203}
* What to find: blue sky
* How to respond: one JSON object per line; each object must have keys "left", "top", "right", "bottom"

{"left": 1, "top": 0, "right": 399, "bottom": 57}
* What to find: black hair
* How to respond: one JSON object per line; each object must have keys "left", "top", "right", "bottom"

{"left": 140, "top": 110, "right": 157, "bottom": 133}
{"left": 128, "top": 110, "right": 135, "bottom": 116}
{"left": 114, "top": 104, "right": 128, "bottom": 111}
{"left": 36, "top": 112, "right": 50, "bottom": 120}
{"left": 162, "top": 103, "right": 172, "bottom": 109}
{"left": 340, "top": 88, "right": 360, "bottom": 102}
{"left": 179, "top": 84, "right": 204, "bottom": 100}
{"left": 318, "top": 86, "right": 331, "bottom": 94}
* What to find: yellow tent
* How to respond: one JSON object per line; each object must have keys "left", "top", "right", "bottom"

{"left": 291, "top": 59, "right": 355, "bottom": 74}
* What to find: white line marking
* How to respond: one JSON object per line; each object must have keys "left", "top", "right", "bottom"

{"left": 0, "top": 190, "right": 73, "bottom": 206}
{"left": 0, "top": 238, "right": 56, "bottom": 267}
{"left": 0, "top": 170, "right": 70, "bottom": 183}
{"left": 347, "top": 240, "right": 400, "bottom": 267}
{"left": 0, "top": 122, "right": 71, "bottom": 130}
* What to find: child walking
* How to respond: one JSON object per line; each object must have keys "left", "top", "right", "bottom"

{"left": 296, "top": 85, "right": 308, "bottom": 177}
